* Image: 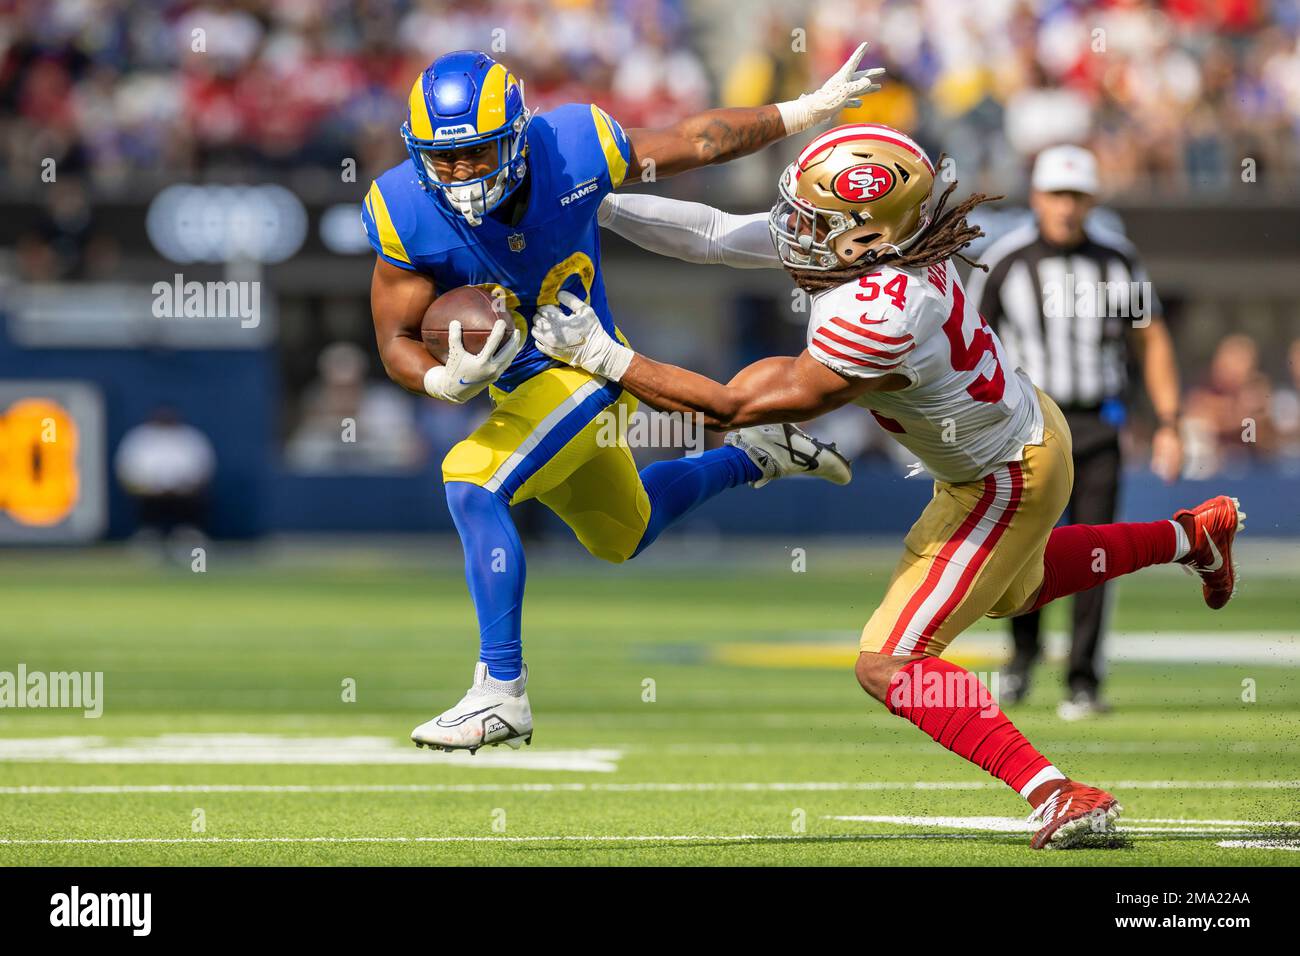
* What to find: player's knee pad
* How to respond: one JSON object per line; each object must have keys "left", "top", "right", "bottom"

{"left": 441, "top": 439, "right": 499, "bottom": 489}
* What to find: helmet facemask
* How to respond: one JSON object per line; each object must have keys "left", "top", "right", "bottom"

{"left": 404, "top": 109, "right": 530, "bottom": 227}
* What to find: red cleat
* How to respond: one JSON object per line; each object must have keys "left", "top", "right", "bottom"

{"left": 1028, "top": 780, "right": 1122, "bottom": 850}
{"left": 1174, "top": 495, "right": 1246, "bottom": 610}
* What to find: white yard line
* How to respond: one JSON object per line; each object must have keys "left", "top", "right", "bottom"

{"left": 1125, "top": 817, "right": 1300, "bottom": 827}
{"left": 1100, "top": 779, "right": 1300, "bottom": 790}
{"left": 2, "top": 779, "right": 1298, "bottom": 796}
{"left": 825, "top": 814, "right": 1300, "bottom": 835}
{"left": 1, "top": 828, "right": 1288, "bottom": 847}
{"left": 636, "top": 741, "right": 1300, "bottom": 755}
{"left": 1216, "top": 840, "right": 1300, "bottom": 851}
{"left": 0, "top": 736, "right": 622, "bottom": 772}
{"left": 0, "top": 834, "right": 994, "bottom": 846}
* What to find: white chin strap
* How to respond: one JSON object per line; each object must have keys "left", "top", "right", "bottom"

{"left": 424, "top": 155, "right": 507, "bottom": 228}
{"left": 445, "top": 178, "right": 504, "bottom": 227}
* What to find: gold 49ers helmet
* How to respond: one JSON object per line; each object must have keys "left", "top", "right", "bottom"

{"left": 769, "top": 124, "right": 935, "bottom": 271}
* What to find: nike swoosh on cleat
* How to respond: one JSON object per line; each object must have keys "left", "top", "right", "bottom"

{"left": 1201, "top": 535, "right": 1224, "bottom": 572}
{"left": 777, "top": 426, "right": 822, "bottom": 473}
{"left": 435, "top": 705, "right": 496, "bottom": 728}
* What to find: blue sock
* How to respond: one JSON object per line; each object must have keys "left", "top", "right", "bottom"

{"left": 444, "top": 481, "right": 525, "bottom": 681}
{"left": 632, "top": 445, "right": 760, "bottom": 558}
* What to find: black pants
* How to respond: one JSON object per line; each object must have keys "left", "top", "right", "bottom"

{"left": 136, "top": 491, "right": 208, "bottom": 535}
{"left": 1010, "top": 411, "right": 1121, "bottom": 695}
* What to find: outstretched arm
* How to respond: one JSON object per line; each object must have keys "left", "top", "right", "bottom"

{"left": 620, "top": 350, "right": 889, "bottom": 429}
{"left": 625, "top": 105, "right": 787, "bottom": 180}
{"left": 622, "top": 42, "right": 883, "bottom": 180}
{"left": 597, "top": 192, "right": 780, "bottom": 269}
{"left": 531, "top": 292, "right": 906, "bottom": 430}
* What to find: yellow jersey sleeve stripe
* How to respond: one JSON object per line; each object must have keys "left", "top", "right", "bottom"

{"left": 407, "top": 77, "right": 434, "bottom": 140}
{"left": 476, "top": 63, "right": 508, "bottom": 132}
{"left": 591, "top": 105, "right": 628, "bottom": 188}
{"left": 366, "top": 182, "right": 411, "bottom": 265}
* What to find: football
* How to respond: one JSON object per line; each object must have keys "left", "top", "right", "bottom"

{"left": 421, "top": 285, "right": 503, "bottom": 363}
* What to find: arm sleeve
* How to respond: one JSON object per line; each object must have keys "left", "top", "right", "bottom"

{"left": 597, "top": 193, "right": 780, "bottom": 269}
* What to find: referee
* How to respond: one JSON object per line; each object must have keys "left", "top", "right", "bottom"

{"left": 967, "top": 145, "right": 1184, "bottom": 720}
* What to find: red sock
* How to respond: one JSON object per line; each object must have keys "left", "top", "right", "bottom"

{"left": 1032, "top": 521, "right": 1178, "bottom": 611}
{"left": 886, "top": 657, "right": 1062, "bottom": 798}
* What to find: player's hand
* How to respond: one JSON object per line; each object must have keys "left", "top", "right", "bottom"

{"left": 777, "top": 42, "right": 886, "bottom": 134}
{"left": 532, "top": 291, "right": 634, "bottom": 382}
{"left": 1151, "top": 424, "right": 1183, "bottom": 484}
{"left": 423, "top": 319, "right": 521, "bottom": 403}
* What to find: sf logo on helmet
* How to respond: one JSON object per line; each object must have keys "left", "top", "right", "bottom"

{"left": 833, "top": 163, "right": 895, "bottom": 202}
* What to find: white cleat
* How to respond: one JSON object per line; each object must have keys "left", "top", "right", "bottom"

{"left": 725, "top": 423, "right": 852, "bottom": 489}
{"left": 1055, "top": 690, "right": 1112, "bottom": 722}
{"left": 411, "top": 663, "right": 533, "bottom": 754}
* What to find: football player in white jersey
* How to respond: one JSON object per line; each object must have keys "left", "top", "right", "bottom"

{"left": 537, "top": 124, "right": 1246, "bottom": 849}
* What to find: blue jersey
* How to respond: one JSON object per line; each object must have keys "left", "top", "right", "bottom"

{"left": 362, "top": 103, "right": 632, "bottom": 392}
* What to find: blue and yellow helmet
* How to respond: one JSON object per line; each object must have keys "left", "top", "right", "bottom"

{"left": 401, "top": 51, "right": 531, "bottom": 226}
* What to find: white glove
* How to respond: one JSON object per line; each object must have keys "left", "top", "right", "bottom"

{"left": 777, "top": 42, "right": 886, "bottom": 134}
{"left": 531, "top": 291, "right": 634, "bottom": 382}
{"left": 423, "top": 318, "right": 521, "bottom": 403}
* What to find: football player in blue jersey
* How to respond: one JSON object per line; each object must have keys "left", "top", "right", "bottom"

{"left": 362, "top": 47, "right": 883, "bottom": 753}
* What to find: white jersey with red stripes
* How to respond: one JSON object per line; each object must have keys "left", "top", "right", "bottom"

{"left": 806, "top": 258, "right": 1043, "bottom": 483}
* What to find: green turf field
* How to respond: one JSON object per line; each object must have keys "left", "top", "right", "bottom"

{"left": 1, "top": 540, "right": 1297, "bottom": 866}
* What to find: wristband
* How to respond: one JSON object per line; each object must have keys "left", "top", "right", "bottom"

{"left": 424, "top": 365, "right": 469, "bottom": 404}
{"left": 776, "top": 98, "right": 812, "bottom": 135}
{"left": 596, "top": 342, "right": 634, "bottom": 383}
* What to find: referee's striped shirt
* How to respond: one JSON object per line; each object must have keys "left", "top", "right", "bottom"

{"left": 966, "top": 223, "right": 1161, "bottom": 410}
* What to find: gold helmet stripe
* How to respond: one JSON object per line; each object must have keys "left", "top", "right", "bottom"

{"left": 797, "top": 124, "right": 933, "bottom": 176}
{"left": 407, "top": 76, "right": 434, "bottom": 140}
{"left": 476, "top": 63, "right": 509, "bottom": 132}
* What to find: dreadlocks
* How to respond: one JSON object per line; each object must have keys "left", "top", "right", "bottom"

{"left": 785, "top": 168, "right": 1004, "bottom": 295}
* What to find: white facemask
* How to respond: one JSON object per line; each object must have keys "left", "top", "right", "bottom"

{"left": 423, "top": 154, "right": 508, "bottom": 227}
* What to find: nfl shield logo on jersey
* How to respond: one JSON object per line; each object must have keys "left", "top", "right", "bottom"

{"left": 508, "top": 232, "right": 526, "bottom": 252}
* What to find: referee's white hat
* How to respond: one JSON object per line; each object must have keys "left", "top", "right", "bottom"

{"left": 1031, "top": 145, "right": 1099, "bottom": 194}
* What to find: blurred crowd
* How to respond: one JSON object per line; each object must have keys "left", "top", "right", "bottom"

{"left": 2, "top": 0, "right": 1297, "bottom": 197}
{"left": 1182, "top": 333, "right": 1300, "bottom": 475}
{"left": 728, "top": 0, "right": 1300, "bottom": 196}
{"left": 0, "top": 0, "right": 707, "bottom": 194}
